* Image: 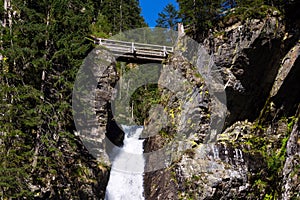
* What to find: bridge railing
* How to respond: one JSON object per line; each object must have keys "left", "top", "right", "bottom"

{"left": 94, "top": 38, "right": 173, "bottom": 57}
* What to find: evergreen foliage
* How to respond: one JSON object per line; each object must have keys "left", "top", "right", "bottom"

{"left": 176, "top": 0, "right": 290, "bottom": 41}
{"left": 176, "top": 0, "right": 223, "bottom": 41}
{"left": 0, "top": 0, "right": 295, "bottom": 198}
{"left": 0, "top": 0, "right": 146, "bottom": 197}
{"left": 98, "top": 0, "right": 146, "bottom": 35}
{"left": 0, "top": 0, "right": 103, "bottom": 198}
{"left": 130, "top": 83, "right": 161, "bottom": 125}
{"left": 156, "top": 3, "right": 180, "bottom": 31}
{"left": 90, "top": 13, "right": 112, "bottom": 38}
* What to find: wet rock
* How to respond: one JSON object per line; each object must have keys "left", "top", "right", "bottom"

{"left": 144, "top": 11, "right": 300, "bottom": 200}
{"left": 281, "top": 107, "right": 300, "bottom": 200}
{"left": 204, "top": 15, "right": 286, "bottom": 126}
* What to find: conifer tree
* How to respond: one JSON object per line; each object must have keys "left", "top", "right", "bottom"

{"left": 99, "top": 0, "right": 146, "bottom": 34}
{"left": 0, "top": 0, "right": 105, "bottom": 198}
{"left": 156, "top": 3, "right": 180, "bottom": 31}
{"left": 0, "top": 0, "right": 149, "bottom": 198}
{"left": 176, "top": 0, "right": 222, "bottom": 41}
{"left": 177, "top": 0, "right": 243, "bottom": 40}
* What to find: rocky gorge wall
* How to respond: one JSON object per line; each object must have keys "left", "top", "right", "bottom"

{"left": 87, "top": 7, "right": 300, "bottom": 200}
{"left": 143, "top": 8, "right": 300, "bottom": 200}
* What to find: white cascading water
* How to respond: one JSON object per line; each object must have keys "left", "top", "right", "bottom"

{"left": 105, "top": 125, "right": 145, "bottom": 200}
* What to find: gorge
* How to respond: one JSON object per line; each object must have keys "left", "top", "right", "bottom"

{"left": 1, "top": 0, "right": 299, "bottom": 199}
{"left": 105, "top": 125, "right": 145, "bottom": 200}
{"left": 95, "top": 5, "right": 300, "bottom": 200}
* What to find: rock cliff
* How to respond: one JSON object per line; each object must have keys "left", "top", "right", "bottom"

{"left": 143, "top": 8, "right": 300, "bottom": 200}
{"left": 90, "top": 6, "right": 299, "bottom": 200}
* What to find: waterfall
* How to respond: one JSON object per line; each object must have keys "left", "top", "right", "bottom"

{"left": 105, "top": 125, "right": 145, "bottom": 200}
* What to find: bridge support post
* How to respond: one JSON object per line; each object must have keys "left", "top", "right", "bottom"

{"left": 178, "top": 23, "right": 185, "bottom": 37}
{"left": 163, "top": 46, "right": 166, "bottom": 57}
{"left": 131, "top": 42, "right": 135, "bottom": 54}
{"left": 94, "top": 37, "right": 174, "bottom": 62}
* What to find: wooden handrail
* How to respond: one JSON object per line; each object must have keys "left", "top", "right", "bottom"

{"left": 95, "top": 38, "right": 172, "bottom": 49}
{"left": 91, "top": 36, "right": 174, "bottom": 62}
{"left": 94, "top": 37, "right": 173, "bottom": 52}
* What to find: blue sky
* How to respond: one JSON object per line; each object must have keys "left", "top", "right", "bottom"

{"left": 139, "top": 0, "right": 179, "bottom": 27}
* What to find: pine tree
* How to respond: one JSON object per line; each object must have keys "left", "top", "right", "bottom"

{"left": 0, "top": 0, "right": 149, "bottom": 198}
{"left": 0, "top": 1, "right": 42, "bottom": 197}
{"left": 0, "top": 0, "right": 106, "bottom": 198}
{"left": 156, "top": 3, "right": 180, "bottom": 31}
{"left": 91, "top": 13, "right": 112, "bottom": 38}
{"left": 176, "top": 0, "right": 222, "bottom": 41}
{"left": 99, "top": 0, "right": 146, "bottom": 34}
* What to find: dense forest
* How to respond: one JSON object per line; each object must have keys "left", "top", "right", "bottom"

{"left": 0, "top": 0, "right": 299, "bottom": 199}
{"left": 157, "top": 0, "right": 297, "bottom": 41}
{"left": 0, "top": 0, "right": 146, "bottom": 198}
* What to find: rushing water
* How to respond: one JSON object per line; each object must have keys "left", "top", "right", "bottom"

{"left": 105, "top": 125, "right": 145, "bottom": 200}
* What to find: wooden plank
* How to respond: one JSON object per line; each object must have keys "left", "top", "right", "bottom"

{"left": 96, "top": 38, "right": 173, "bottom": 52}
{"left": 93, "top": 37, "right": 174, "bottom": 62}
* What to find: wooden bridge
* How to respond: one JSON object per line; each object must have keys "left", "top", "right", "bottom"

{"left": 93, "top": 37, "right": 174, "bottom": 63}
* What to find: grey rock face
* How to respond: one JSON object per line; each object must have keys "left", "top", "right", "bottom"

{"left": 144, "top": 12, "right": 300, "bottom": 200}
{"left": 204, "top": 15, "right": 286, "bottom": 125}
{"left": 282, "top": 109, "right": 300, "bottom": 200}
{"left": 270, "top": 42, "right": 300, "bottom": 118}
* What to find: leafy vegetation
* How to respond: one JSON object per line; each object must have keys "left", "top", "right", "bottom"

{"left": 0, "top": 0, "right": 298, "bottom": 198}
{"left": 176, "top": 0, "right": 292, "bottom": 41}
{"left": 0, "top": 0, "right": 144, "bottom": 198}
{"left": 98, "top": 0, "right": 146, "bottom": 34}
{"left": 130, "top": 84, "right": 161, "bottom": 125}
{"left": 244, "top": 116, "right": 297, "bottom": 199}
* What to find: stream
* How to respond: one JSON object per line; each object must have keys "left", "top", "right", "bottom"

{"left": 105, "top": 125, "right": 145, "bottom": 200}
